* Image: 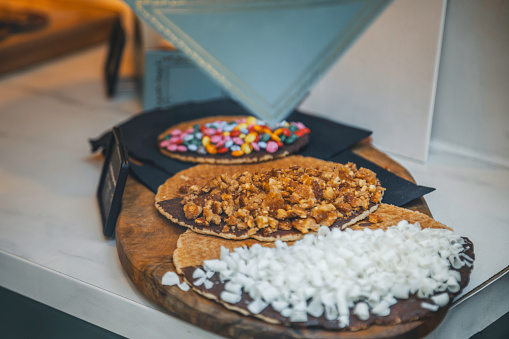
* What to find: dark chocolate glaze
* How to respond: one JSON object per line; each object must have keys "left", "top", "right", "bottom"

{"left": 160, "top": 134, "right": 309, "bottom": 162}
{"left": 157, "top": 198, "right": 376, "bottom": 239}
{"left": 181, "top": 238, "right": 474, "bottom": 331}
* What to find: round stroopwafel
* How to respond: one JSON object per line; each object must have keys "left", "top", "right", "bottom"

{"left": 155, "top": 155, "right": 380, "bottom": 242}
{"left": 173, "top": 204, "right": 473, "bottom": 331}
{"left": 157, "top": 116, "right": 310, "bottom": 164}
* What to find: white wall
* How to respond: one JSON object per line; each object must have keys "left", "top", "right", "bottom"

{"left": 430, "top": 0, "right": 509, "bottom": 167}
{"left": 300, "top": 0, "right": 509, "bottom": 166}
{"left": 300, "top": 0, "right": 446, "bottom": 162}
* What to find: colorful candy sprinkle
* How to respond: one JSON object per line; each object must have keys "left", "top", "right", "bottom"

{"left": 224, "top": 140, "right": 234, "bottom": 148}
{"left": 205, "top": 144, "right": 217, "bottom": 154}
{"left": 233, "top": 137, "right": 244, "bottom": 145}
{"left": 202, "top": 136, "right": 211, "bottom": 146}
{"left": 245, "top": 132, "right": 257, "bottom": 143}
{"left": 159, "top": 117, "right": 309, "bottom": 157}
{"left": 266, "top": 140, "right": 278, "bottom": 153}
{"left": 270, "top": 133, "right": 281, "bottom": 143}
{"left": 241, "top": 143, "right": 253, "bottom": 155}
{"left": 245, "top": 116, "right": 257, "bottom": 125}
{"left": 260, "top": 133, "right": 271, "bottom": 142}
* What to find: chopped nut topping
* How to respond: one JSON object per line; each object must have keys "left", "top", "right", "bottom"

{"left": 183, "top": 202, "right": 202, "bottom": 219}
{"left": 179, "top": 164, "right": 384, "bottom": 234}
{"left": 369, "top": 213, "right": 383, "bottom": 224}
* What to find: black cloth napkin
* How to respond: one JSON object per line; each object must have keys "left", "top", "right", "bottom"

{"left": 128, "top": 162, "right": 170, "bottom": 193}
{"left": 90, "top": 99, "right": 372, "bottom": 176}
{"left": 329, "top": 150, "right": 435, "bottom": 207}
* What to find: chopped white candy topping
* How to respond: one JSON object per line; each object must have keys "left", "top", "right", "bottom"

{"left": 446, "top": 276, "right": 461, "bottom": 293}
{"left": 220, "top": 291, "right": 241, "bottom": 304}
{"left": 193, "top": 222, "right": 470, "bottom": 326}
{"left": 431, "top": 293, "right": 450, "bottom": 307}
{"left": 192, "top": 268, "right": 205, "bottom": 279}
{"left": 161, "top": 272, "right": 190, "bottom": 292}
{"left": 354, "top": 302, "right": 370, "bottom": 321}
{"left": 204, "top": 259, "right": 228, "bottom": 272}
{"left": 178, "top": 282, "right": 190, "bottom": 292}
{"left": 281, "top": 308, "right": 292, "bottom": 317}
{"left": 306, "top": 297, "right": 324, "bottom": 317}
{"left": 194, "top": 276, "right": 207, "bottom": 286}
{"left": 161, "top": 272, "right": 180, "bottom": 286}
{"left": 421, "top": 302, "right": 440, "bottom": 311}
{"left": 204, "top": 279, "right": 214, "bottom": 289}
{"left": 225, "top": 281, "right": 242, "bottom": 295}
{"left": 248, "top": 298, "right": 268, "bottom": 314}
{"left": 290, "top": 309, "right": 308, "bottom": 323}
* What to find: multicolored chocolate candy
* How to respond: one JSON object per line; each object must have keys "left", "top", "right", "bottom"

{"left": 157, "top": 116, "right": 310, "bottom": 164}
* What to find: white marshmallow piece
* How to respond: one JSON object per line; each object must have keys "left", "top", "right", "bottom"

{"left": 161, "top": 272, "right": 180, "bottom": 286}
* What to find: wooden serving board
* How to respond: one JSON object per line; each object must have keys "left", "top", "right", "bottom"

{"left": 116, "top": 142, "right": 446, "bottom": 339}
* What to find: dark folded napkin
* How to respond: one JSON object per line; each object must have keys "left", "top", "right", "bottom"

{"left": 128, "top": 162, "right": 170, "bottom": 193}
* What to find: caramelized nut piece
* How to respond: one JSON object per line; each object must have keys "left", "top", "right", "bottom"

{"left": 292, "top": 218, "right": 319, "bottom": 234}
{"left": 311, "top": 203, "right": 336, "bottom": 223}
{"left": 221, "top": 200, "right": 234, "bottom": 216}
{"left": 178, "top": 185, "right": 190, "bottom": 194}
{"left": 256, "top": 215, "right": 269, "bottom": 228}
{"left": 279, "top": 220, "right": 292, "bottom": 231}
{"left": 334, "top": 201, "right": 352, "bottom": 213}
{"left": 188, "top": 185, "right": 200, "bottom": 194}
{"left": 225, "top": 215, "right": 239, "bottom": 226}
{"left": 237, "top": 222, "right": 248, "bottom": 230}
{"left": 195, "top": 217, "right": 208, "bottom": 226}
{"left": 276, "top": 209, "right": 289, "bottom": 219}
{"left": 262, "top": 227, "right": 277, "bottom": 236}
{"left": 183, "top": 202, "right": 202, "bottom": 219}
{"left": 323, "top": 187, "right": 335, "bottom": 200}
{"left": 369, "top": 213, "right": 383, "bottom": 223}
{"left": 237, "top": 208, "right": 249, "bottom": 218}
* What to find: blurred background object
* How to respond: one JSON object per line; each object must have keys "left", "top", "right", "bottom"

{"left": 0, "top": 4, "right": 48, "bottom": 41}
{"left": 0, "top": 0, "right": 123, "bottom": 76}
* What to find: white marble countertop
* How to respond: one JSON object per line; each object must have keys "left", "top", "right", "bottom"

{"left": 0, "top": 46, "right": 508, "bottom": 339}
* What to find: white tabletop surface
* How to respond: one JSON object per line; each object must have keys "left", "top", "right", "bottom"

{"left": 0, "top": 46, "right": 508, "bottom": 339}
